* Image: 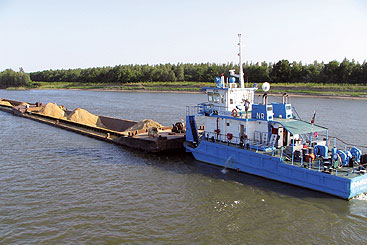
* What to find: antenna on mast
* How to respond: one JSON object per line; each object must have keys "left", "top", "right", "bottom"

{"left": 238, "top": 33, "right": 244, "bottom": 88}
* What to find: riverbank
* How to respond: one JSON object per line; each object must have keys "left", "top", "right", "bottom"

{"left": 5, "top": 81, "right": 367, "bottom": 99}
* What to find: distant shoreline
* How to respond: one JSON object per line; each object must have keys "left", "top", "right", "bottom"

{"left": 84, "top": 88, "right": 367, "bottom": 100}
{"left": 3, "top": 86, "right": 367, "bottom": 100}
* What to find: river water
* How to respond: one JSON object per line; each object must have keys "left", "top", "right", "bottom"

{"left": 1, "top": 89, "right": 367, "bottom": 244}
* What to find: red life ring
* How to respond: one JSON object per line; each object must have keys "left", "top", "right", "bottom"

{"left": 231, "top": 109, "right": 238, "bottom": 117}
{"left": 227, "top": 133, "right": 233, "bottom": 140}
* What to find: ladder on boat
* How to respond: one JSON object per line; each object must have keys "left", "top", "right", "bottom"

{"left": 188, "top": 115, "right": 199, "bottom": 143}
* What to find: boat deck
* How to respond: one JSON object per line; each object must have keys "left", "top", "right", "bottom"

{"left": 198, "top": 137, "right": 364, "bottom": 180}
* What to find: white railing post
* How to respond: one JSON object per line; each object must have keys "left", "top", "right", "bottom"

{"left": 300, "top": 154, "right": 303, "bottom": 166}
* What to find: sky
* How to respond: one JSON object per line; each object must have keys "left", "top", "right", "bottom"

{"left": 0, "top": 0, "right": 366, "bottom": 72}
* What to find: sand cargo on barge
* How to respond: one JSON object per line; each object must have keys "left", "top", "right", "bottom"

{"left": 0, "top": 98, "right": 185, "bottom": 153}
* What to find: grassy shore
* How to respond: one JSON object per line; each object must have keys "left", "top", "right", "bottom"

{"left": 6, "top": 81, "right": 367, "bottom": 98}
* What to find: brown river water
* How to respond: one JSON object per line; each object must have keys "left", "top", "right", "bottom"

{"left": 1, "top": 89, "right": 367, "bottom": 244}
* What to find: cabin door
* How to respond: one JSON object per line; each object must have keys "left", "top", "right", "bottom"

{"left": 240, "top": 124, "right": 244, "bottom": 137}
{"left": 283, "top": 129, "right": 288, "bottom": 146}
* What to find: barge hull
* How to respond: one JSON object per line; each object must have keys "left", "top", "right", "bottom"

{"left": 185, "top": 140, "right": 367, "bottom": 199}
{"left": 0, "top": 101, "right": 185, "bottom": 153}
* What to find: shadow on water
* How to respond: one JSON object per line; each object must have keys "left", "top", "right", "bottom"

{"left": 151, "top": 152, "right": 361, "bottom": 216}
{"left": 186, "top": 156, "right": 341, "bottom": 200}
{"left": 122, "top": 147, "right": 343, "bottom": 201}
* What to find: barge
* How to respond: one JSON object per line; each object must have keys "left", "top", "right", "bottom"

{"left": 184, "top": 34, "right": 367, "bottom": 199}
{"left": 0, "top": 98, "right": 185, "bottom": 153}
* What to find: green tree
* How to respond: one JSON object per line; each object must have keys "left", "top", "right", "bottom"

{"left": 320, "top": 60, "right": 339, "bottom": 83}
{"left": 28, "top": 59, "right": 367, "bottom": 85}
{"left": 270, "top": 60, "right": 291, "bottom": 83}
{"left": 290, "top": 61, "right": 302, "bottom": 83}
{"left": 338, "top": 58, "right": 354, "bottom": 83}
{"left": 0, "top": 68, "right": 31, "bottom": 88}
{"left": 174, "top": 64, "right": 185, "bottom": 81}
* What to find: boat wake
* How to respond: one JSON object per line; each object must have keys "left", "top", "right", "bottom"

{"left": 353, "top": 193, "right": 367, "bottom": 200}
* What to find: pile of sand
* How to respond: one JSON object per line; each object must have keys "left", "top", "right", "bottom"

{"left": 0, "top": 100, "right": 12, "bottom": 106}
{"left": 38, "top": 103, "right": 65, "bottom": 118}
{"left": 125, "top": 119, "right": 163, "bottom": 132}
{"left": 67, "top": 108, "right": 105, "bottom": 128}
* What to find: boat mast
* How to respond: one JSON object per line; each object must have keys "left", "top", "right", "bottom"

{"left": 238, "top": 33, "right": 244, "bottom": 88}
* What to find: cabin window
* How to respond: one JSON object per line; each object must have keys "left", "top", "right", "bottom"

{"left": 267, "top": 106, "right": 273, "bottom": 111}
{"left": 230, "top": 99, "right": 233, "bottom": 104}
{"left": 214, "top": 93, "right": 220, "bottom": 103}
{"left": 226, "top": 122, "right": 230, "bottom": 126}
{"left": 208, "top": 92, "right": 213, "bottom": 102}
{"left": 286, "top": 105, "right": 291, "bottom": 110}
{"left": 221, "top": 96, "right": 224, "bottom": 103}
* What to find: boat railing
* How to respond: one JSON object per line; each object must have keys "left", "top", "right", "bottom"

{"left": 186, "top": 106, "right": 198, "bottom": 116}
{"left": 201, "top": 131, "right": 242, "bottom": 145}
{"left": 329, "top": 136, "right": 366, "bottom": 153}
{"left": 299, "top": 132, "right": 326, "bottom": 145}
{"left": 186, "top": 104, "right": 229, "bottom": 117}
{"left": 200, "top": 131, "right": 307, "bottom": 165}
{"left": 201, "top": 131, "right": 278, "bottom": 155}
{"left": 187, "top": 104, "right": 249, "bottom": 118}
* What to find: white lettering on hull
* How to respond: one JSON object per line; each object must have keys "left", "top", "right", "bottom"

{"left": 256, "top": 112, "right": 265, "bottom": 119}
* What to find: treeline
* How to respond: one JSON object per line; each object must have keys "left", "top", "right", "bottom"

{"left": 20, "top": 58, "right": 367, "bottom": 86}
{"left": 0, "top": 68, "right": 32, "bottom": 88}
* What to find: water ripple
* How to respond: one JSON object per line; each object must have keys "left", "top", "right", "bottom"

{"left": 1, "top": 90, "right": 367, "bottom": 244}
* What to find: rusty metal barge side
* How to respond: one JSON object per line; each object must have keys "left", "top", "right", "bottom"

{"left": 0, "top": 100, "right": 185, "bottom": 153}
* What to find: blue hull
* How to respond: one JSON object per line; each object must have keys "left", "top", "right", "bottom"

{"left": 185, "top": 140, "right": 367, "bottom": 199}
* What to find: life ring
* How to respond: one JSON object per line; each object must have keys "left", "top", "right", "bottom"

{"left": 231, "top": 109, "right": 238, "bottom": 117}
{"left": 227, "top": 133, "right": 233, "bottom": 141}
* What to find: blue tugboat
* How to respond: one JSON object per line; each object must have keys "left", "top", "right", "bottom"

{"left": 184, "top": 34, "right": 367, "bottom": 199}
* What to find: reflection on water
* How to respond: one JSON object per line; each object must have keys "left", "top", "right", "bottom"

{"left": 1, "top": 89, "right": 367, "bottom": 244}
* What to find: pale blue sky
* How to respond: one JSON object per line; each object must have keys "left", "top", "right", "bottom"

{"left": 1, "top": 0, "right": 366, "bottom": 72}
